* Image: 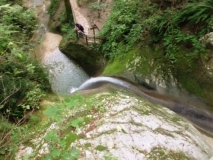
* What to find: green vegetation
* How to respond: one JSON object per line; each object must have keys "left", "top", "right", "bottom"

{"left": 48, "top": 0, "right": 60, "bottom": 17}
{"left": 0, "top": 1, "right": 50, "bottom": 159}
{"left": 0, "top": 114, "right": 36, "bottom": 159}
{"left": 25, "top": 93, "right": 104, "bottom": 159}
{"left": 146, "top": 147, "right": 190, "bottom": 160}
{"left": 0, "top": 90, "right": 118, "bottom": 159}
{"left": 100, "top": 0, "right": 212, "bottom": 60}
{"left": 95, "top": 145, "right": 108, "bottom": 151}
{"left": 89, "top": 1, "right": 108, "bottom": 18}
{"left": 1, "top": 0, "right": 213, "bottom": 159}
{"left": 0, "top": 1, "right": 50, "bottom": 120}
{"left": 100, "top": 0, "right": 213, "bottom": 103}
{"left": 0, "top": 94, "right": 62, "bottom": 160}
{"left": 43, "top": 130, "right": 80, "bottom": 160}
{"left": 104, "top": 153, "right": 118, "bottom": 160}
{"left": 48, "top": 0, "right": 104, "bottom": 76}
{"left": 172, "top": 116, "right": 181, "bottom": 122}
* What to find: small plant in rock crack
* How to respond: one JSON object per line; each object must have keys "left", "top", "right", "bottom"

{"left": 41, "top": 94, "right": 96, "bottom": 159}
{"left": 104, "top": 153, "right": 119, "bottom": 160}
{"left": 43, "top": 130, "right": 80, "bottom": 160}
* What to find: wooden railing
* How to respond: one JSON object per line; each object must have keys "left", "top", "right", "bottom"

{"left": 70, "top": 1, "right": 101, "bottom": 45}
{"left": 75, "top": 25, "right": 101, "bottom": 45}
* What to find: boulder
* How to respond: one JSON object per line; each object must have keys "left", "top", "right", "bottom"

{"left": 16, "top": 90, "right": 213, "bottom": 160}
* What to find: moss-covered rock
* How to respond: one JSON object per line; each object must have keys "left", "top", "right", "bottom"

{"left": 102, "top": 44, "right": 213, "bottom": 106}
{"left": 60, "top": 40, "right": 105, "bottom": 76}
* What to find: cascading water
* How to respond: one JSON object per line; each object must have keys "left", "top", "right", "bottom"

{"left": 27, "top": 0, "right": 89, "bottom": 95}
{"left": 42, "top": 48, "right": 89, "bottom": 94}
{"left": 77, "top": 76, "right": 132, "bottom": 91}
{"left": 76, "top": 76, "right": 213, "bottom": 136}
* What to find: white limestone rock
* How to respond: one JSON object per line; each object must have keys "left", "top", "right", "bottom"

{"left": 16, "top": 91, "right": 213, "bottom": 160}
{"left": 72, "top": 92, "right": 213, "bottom": 160}
{"left": 200, "top": 32, "right": 213, "bottom": 47}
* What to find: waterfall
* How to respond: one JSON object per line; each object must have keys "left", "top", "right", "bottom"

{"left": 75, "top": 76, "right": 213, "bottom": 135}
{"left": 26, "top": 0, "right": 90, "bottom": 95}
{"left": 28, "top": 0, "right": 213, "bottom": 137}
{"left": 42, "top": 48, "right": 89, "bottom": 94}
{"left": 77, "top": 76, "right": 132, "bottom": 91}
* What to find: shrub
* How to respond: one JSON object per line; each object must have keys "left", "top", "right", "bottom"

{"left": 0, "top": 3, "right": 50, "bottom": 120}
{"left": 48, "top": 0, "right": 60, "bottom": 17}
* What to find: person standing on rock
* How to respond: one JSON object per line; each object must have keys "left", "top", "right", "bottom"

{"left": 75, "top": 23, "right": 84, "bottom": 33}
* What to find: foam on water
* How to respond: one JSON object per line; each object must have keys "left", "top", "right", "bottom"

{"left": 77, "top": 76, "right": 132, "bottom": 91}
{"left": 42, "top": 48, "right": 89, "bottom": 94}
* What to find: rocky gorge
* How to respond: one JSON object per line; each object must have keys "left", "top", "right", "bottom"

{"left": 15, "top": 0, "right": 213, "bottom": 159}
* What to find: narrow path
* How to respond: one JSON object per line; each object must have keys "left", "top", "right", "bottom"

{"left": 70, "top": 0, "right": 90, "bottom": 35}
{"left": 69, "top": 0, "right": 112, "bottom": 38}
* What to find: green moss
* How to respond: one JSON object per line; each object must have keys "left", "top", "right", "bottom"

{"left": 60, "top": 41, "right": 105, "bottom": 76}
{"left": 171, "top": 116, "right": 180, "bottom": 122}
{"left": 102, "top": 45, "right": 164, "bottom": 77}
{"left": 97, "top": 129, "right": 117, "bottom": 137}
{"left": 121, "top": 128, "right": 127, "bottom": 134}
{"left": 134, "top": 106, "right": 150, "bottom": 115}
{"left": 102, "top": 56, "right": 130, "bottom": 76}
{"left": 129, "top": 120, "right": 143, "bottom": 127}
{"left": 133, "top": 46, "right": 164, "bottom": 75}
{"left": 84, "top": 143, "right": 92, "bottom": 149}
{"left": 147, "top": 46, "right": 212, "bottom": 104}
{"left": 95, "top": 145, "right": 108, "bottom": 151}
{"left": 154, "top": 128, "right": 174, "bottom": 138}
{"left": 48, "top": 0, "right": 60, "bottom": 17}
{"left": 104, "top": 153, "right": 118, "bottom": 160}
{"left": 102, "top": 46, "right": 142, "bottom": 75}
{"left": 174, "top": 68, "right": 213, "bottom": 105}
{"left": 147, "top": 147, "right": 190, "bottom": 160}
{"left": 28, "top": 115, "right": 41, "bottom": 125}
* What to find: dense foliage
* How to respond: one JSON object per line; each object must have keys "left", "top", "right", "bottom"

{"left": 101, "top": 0, "right": 213, "bottom": 59}
{"left": 100, "top": 0, "right": 213, "bottom": 101}
{"left": 0, "top": 1, "right": 50, "bottom": 121}
{"left": 48, "top": 0, "right": 60, "bottom": 17}
{"left": 0, "top": 1, "right": 51, "bottom": 158}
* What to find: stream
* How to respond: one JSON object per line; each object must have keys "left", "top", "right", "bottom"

{"left": 27, "top": 0, "right": 213, "bottom": 147}
{"left": 42, "top": 47, "right": 89, "bottom": 94}
{"left": 26, "top": 0, "right": 89, "bottom": 94}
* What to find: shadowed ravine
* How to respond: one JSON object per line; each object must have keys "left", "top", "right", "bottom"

{"left": 76, "top": 76, "right": 213, "bottom": 136}
{"left": 21, "top": 0, "right": 213, "bottom": 158}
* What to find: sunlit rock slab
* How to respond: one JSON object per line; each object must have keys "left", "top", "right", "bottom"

{"left": 16, "top": 91, "right": 213, "bottom": 159}
{"left": 72, "top": 92, "right": 213, "bottom": 160}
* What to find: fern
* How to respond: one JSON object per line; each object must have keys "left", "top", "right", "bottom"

{"left": 175, "top": 0, "right": 213, "bottom": 24}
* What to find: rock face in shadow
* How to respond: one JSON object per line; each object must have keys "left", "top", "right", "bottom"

{"left": 16, "top": 89, "right": 213, "bottom": 160}
{"left": 60, "top": 42, "right": 105, "bottom": 76}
